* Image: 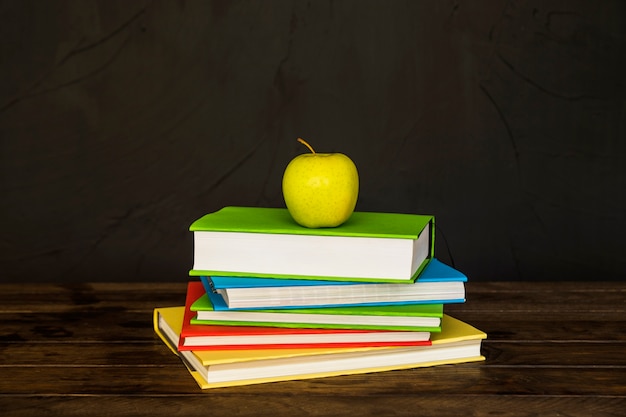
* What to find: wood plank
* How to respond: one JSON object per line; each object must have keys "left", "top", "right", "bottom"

{"left": 1, "top": 396, "right": 625, "bottom": 417}
{"left": 0, "top": 282, "right": 624, "bottom": 314}
{"left": 0, "top": 282, "right": 624, "bottom": 417}
{"left": 445, "top": 317, "right": 626, "bottom": 341}
{"left": 0, "top": 343, "right": 182, "bottom": 366}
{"left": 0, "top": 365, "right": 624, "bottom": 396}
{"left": 0, "top": 311, "right": 158, "bottom": 342}
{"left": 0, "top": 282, "right": 624, "bottom": 320}
{"left": 463, "top": 282, "right": 626, "bottom": 292}
{"left": 0, "top": 281, "right": 621, "bottom": 298}
{"left": 1, "top": 341, "right": 625, "bottom": 367}
{"left": 0, "top": 283, "right": 188, "bottom": 313}
{"left": 1, "top": 311, "right": 624, "bottom": 342}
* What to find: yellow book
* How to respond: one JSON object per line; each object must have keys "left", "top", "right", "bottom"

{"left": 154, "top": 307, "right": 486, "bottom": 389}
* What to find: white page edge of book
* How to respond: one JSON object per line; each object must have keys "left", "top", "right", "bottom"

{"left": 204, "top": 340, "right": 482, "bottom": 383}
{"left": 192, "top": 228, "right": 429, "bottom": 280}
{"left": 194, "top": 312, "right": 441, "bottom": 327}
{"left": 182, "top": 330, "right": 431, "bottom": 346}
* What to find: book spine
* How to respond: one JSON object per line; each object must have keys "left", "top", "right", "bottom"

{"left": 199, "top": 276, "right": 218, "bottom": 296}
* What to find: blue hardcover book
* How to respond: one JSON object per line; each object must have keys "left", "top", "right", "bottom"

{"left": 201, "top": 259, "right": 466, "bottom": 310}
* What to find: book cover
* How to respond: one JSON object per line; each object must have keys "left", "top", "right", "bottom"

{"left": 179, "top": 281, "right": 431, "bottom": 350}
{"left": 154, "top": 306, "right": 486, "bottom": 389}
{"left": 190, "top": 281, "right": 443, "bottom": 331}
{"left": 202, "top": 276, "right": 465, "bottom": 310}
{"left": 155, "top": 306, "right": 393, "bottom": 365}
{"left": 200, "top": 258, "right": 466, "bottom": 310}
{"left": 190, "top": 206, "right": 433, "bottom": 239}
{"left": 190, "top": 206, "right": 434, "bottom": 282}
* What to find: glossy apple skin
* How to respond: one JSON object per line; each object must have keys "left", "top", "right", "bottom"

{"left": 282, "top": 152, "right": 359, "bottom": 228}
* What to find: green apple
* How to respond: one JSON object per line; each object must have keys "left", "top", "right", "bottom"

{"left": 282, "top": 138, "right": 359, "bottom": 228}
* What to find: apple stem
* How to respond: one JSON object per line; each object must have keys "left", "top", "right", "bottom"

{"left": 297, "top": 137, "right": 316, "bottom": 154}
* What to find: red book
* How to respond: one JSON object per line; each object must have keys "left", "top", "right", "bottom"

{"left": 178, "top": 281, "right": 432, "bottom": 350}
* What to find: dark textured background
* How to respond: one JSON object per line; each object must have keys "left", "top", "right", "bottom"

{"left": 1, "top": 0, "right": 625, "bottom": 283}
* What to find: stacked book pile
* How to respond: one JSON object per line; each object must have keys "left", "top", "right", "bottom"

{"left": 154, "top": 206, "right": 486, "bottom": 389}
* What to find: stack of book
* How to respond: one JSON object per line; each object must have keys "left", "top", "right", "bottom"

{"left": 154, "top": 206, "right": 486, "bottom": 389}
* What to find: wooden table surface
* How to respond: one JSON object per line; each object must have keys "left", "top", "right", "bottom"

{"left": 0, "top": 281, "right": 624, "bottom": 416}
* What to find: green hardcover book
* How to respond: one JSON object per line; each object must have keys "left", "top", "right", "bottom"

{"left": 190, "top": 291, "right": 443, "bottom": 332}
{"left": 189, "top": 206, "right": 435, "bottom": 283}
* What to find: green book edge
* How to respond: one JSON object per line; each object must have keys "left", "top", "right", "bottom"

{"left": 190, "top": 206, "right": 434, "bottom": 239}
{"left": 192, "top": 293, "right": 444, "bottom": 317}
{"left": 189, "top": 317, "right": 441, "bottom": 332}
